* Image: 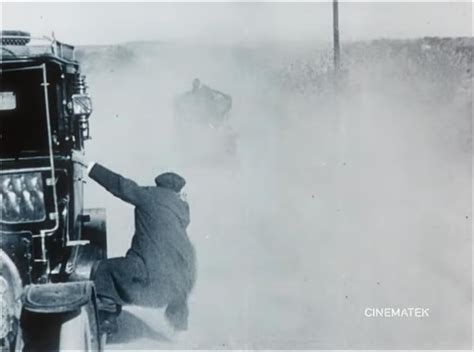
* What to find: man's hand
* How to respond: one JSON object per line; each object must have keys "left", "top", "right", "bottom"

{"left": 78, "top": 160, "right": 89, "bottom": 169}
{"left": 86, "top": 162, "right": 96, "bottom": 174}
{"left": 71, "top": 151, "right": 88, "bottom": 168}
{"left": 77, "top": 159, "right": 95, "bottom": 173}
{"left": 71, "top": 152, "right": 95, "bottom": 174}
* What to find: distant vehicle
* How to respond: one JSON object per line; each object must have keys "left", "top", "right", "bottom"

{"left": 174, "top": 79, "right": 237, "bottom": 162}
{"left": 1, "top": 30, "right": 107, "bottom": 351}
{"left": 175, "top": 78, "right": 232, "bottom": 128}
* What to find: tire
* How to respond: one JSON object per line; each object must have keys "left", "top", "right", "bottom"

{"left": 22, "top": 300, "right": 102, "bottom": 352}
{"left": 58, "top": 300, "right": 101, "bottom": 351}
{"left": 22, "top": 311, "right": 61, "bottom": 352}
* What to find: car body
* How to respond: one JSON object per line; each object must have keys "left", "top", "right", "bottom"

{"left": 1, "top": 30, "right": 107, "bottom": 351}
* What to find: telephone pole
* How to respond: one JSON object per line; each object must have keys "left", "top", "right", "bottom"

{"left": 333, "top": 0, "right": 341, "bottom": 74}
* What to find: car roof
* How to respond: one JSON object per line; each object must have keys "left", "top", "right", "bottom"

{"left": 1, "top": 31, "right": 79, "bottom": 67}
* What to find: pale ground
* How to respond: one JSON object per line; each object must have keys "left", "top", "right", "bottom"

{"left": 81, "top": 43, "right": 471, "bottom": 350}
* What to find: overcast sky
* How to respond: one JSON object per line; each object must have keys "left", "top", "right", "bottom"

{"left": 2, "top": 2, "right": 472, "bottom": 45}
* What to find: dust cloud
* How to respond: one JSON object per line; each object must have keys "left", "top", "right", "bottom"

{"left": 80, "top": 38, "right": 472, "bottom": 349}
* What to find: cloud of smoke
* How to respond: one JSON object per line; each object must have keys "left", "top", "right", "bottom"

{"left": 81, "top": 38, "right": 471, "bottom": 349}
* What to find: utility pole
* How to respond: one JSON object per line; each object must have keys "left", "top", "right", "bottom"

{"left": 333, "top": 0, "right": 341, "bottom": 74}
{"left": 332, "top": 0, "right": 345, "bottom": 221}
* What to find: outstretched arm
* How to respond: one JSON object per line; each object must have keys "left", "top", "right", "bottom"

{"left": 87, "top": 163, "right": 148, "bottom": 206}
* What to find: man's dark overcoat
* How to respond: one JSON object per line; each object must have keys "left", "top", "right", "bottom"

{"left": 89, "top": 164, "right": 196, "bottom": 325}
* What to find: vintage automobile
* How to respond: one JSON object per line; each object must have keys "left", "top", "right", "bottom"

{"left": 0, "top": 31, "right": 107, "bottom": 351}
{"left": 174, "top": 80, "right": 237, "bottom": 163}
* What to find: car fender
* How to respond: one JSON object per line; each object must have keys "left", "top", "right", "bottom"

{"left": 22, "top": 281, "right": 95, "bottom": 314}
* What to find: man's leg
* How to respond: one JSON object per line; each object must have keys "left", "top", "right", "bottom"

{"left": 165, "top": 298, "right": 189, "bottom": 331}
{"left": 96, "top": 298, "right": 120, "bottom": 336}
{"left": 92, "top": 256, "right": 146, "bottom": 334}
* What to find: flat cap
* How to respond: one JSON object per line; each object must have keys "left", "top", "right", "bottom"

{"left": 155, "top": 172, "right": 186, "bottom": 192}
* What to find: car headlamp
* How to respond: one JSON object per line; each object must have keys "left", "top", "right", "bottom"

{"left": 0, "top": 172, "right": 46, "bottom": 223}
{"left": 72, "top": 94, "right": 93, "bottom": 116}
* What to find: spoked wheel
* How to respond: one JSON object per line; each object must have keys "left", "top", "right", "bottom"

{"left": 0, "top": 327, "right": 22, "bottom": 352}
{"left": 1, "top": 315, "right": 22, "bottom": 352}
{"left": 59, "top": 301, "right": 101, "bottom": 351}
